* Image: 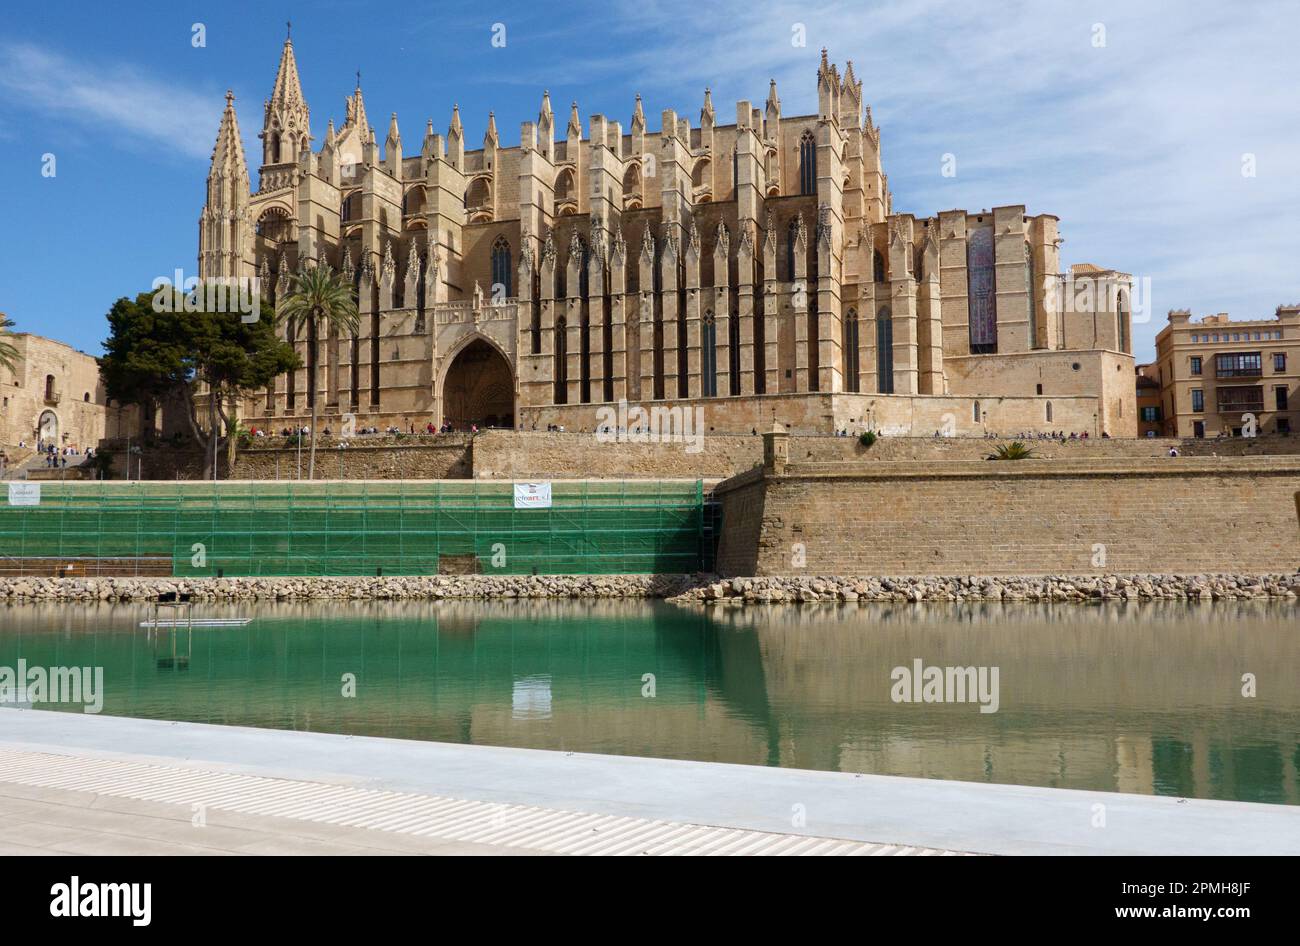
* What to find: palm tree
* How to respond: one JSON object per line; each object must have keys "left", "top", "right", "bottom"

{"left": 0, "top": 314, "right": 21, "bottom": 376}
{"left": 987, "top": 441, "right": 1036, "bottom": 461}
{"left": 276, "top": 265, "right": 359, "bottom": 479}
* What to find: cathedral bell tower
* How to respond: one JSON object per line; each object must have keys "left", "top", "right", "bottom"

{"left": 258, "top": 26, "right": 311, "bottom": 191}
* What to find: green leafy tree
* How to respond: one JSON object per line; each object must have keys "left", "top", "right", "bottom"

{"left": 0, "top": 314, "right": 21, "bottom": 376}
{"left": 275, "top": 265, "right": 359, "bottom": 479}
{"left": 100, "top": 287, "right": 298, "bottom": 479}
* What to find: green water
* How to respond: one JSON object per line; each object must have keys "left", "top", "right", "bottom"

{"left": 1, "top": 599, "right": 1297, "bottom": 805}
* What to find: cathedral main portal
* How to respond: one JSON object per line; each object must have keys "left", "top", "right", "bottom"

{"left": 439, "top": 338, "right": 515, "bottom": 429}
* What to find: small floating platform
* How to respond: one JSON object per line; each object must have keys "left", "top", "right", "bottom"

{"left": 139, "top": 618, "right": 253, "bottom": 628}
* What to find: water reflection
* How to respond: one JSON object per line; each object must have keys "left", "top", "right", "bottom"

{"left": 1, "top": 599, "right": 1296, "bottom": 805}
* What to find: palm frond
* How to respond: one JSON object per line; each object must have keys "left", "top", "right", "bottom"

{"left": 987, "top": 441, "right": 1036, "bottom": 461}
{"left": 276, "top": 264, "right": 360, "bottom": 336}
{"left": 0, "top": 314, "right": 21, "bottom": 375}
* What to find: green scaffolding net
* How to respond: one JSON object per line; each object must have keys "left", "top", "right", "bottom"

{"left": 0, "top": 480, "right": 710, "bottom": 577}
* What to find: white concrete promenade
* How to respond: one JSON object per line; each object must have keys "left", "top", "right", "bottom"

{"left": 2, "top": 710, "right": 1296, "bottom": 855}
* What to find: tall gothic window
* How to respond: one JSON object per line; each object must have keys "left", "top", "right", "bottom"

{"left": 873, "top": 249, "right": 886, "bottom": 283}
{"left": 1117, "top": 292, "right": 1130, "bottom": 354}
{"left": 1025, "top": 241, "right": 1038, "bottom": 349}
{"left": 491, "top": 237, "right": 512, "bottom": 297}
{"left": 786, "top": 219, "right": 800, "bottom": 282}
{"left": 967, "top": 227, "right": 998, "bottom": 354}
{"left": 530, "top": 272, "right": 542, "bottom": 355}
{"left": 728, "top": 301, "right": 741, "bottom": 395}
{"left": 576, "top": 237, "right": 590, "bottom": 298}
{"left": 554, "top": 317, "right": 568, "bottom": 404}
{"left": 843, "top": 308, "right": 860, "bottom": 392}
{"left": 876, "top": 306, "right": 894, "bottom": 394}
{"left": 799, "top": 131, "right": 816, "bottom": 195}
{"left": 701, "top": 312, "right": 718, "bottom": 397}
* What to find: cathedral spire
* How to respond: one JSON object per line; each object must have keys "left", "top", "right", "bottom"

{"left": 842, "top": 59, "right": 859, "bottom": 92}
{"left": 631, "top": 93, "right": 645, "bottom": 131}
{"left": 385, "top": 112, "right": 403, "bottom": 175}
{"left": 764, "top": 77, "right": 782, "bottom": 140}
{"left": 484, "top": 110, "right": 498, "bottom": 148}
{"left": 344, "top": 75, "right": 369, "bottom": 139}
{"left": 701, "top": 87, "right": 714, "bottom": 124}
{"left": 211, "top": 91, "right": 250, "bottom": 181}
{"left": 261, "top": 34, "right": 310, "bottom": 165}
{"left": 567, "top": 101, "right": 582, "bottom": 139}
{"left": 269, "top": 35, "right": 305, "bottom": 113}
{"left": 447, "top": 104, "right": 464, "bottom": 169}
{"left": 199, "top": 92, "right": 253, "bottom": 279}
{"left": 422, "top": 118, "right": 439, "bottom": 162}
{"left": 536, "top": 91, "right": 554, "bottom": 157}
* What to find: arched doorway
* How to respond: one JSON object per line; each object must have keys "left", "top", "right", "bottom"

{"left": 440, "top": 338, "right": 514, "bottom": 429}
{"left": 37, "top": 410, "right": 59, "bottom": 446}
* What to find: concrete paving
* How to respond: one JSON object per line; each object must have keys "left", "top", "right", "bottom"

{"left": 0, "top": 780, "right": 546, "bottom": 855}
{"left": 2, "top": 709, "right": 1298, "bottom": 855}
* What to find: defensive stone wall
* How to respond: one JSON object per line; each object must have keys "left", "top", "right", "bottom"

{"left": 714, "top": 454, "right": 1300, "bottom": 576}
{"left": 91, "top": 430, "right": 1300, "bottom": 483}
{"left": 231, "top": 436, "right": 473, "bottom": 480}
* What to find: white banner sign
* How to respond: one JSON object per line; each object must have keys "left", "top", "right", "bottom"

{"left": 513, "top": 482, "right": 552, "bottom": 510}
{"left": 8, "top": 483, "right": 41, "bottom": 507}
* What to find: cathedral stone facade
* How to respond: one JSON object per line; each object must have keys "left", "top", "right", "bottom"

{"left": 199, "top": 38, "right": 1137, "bottom": 437}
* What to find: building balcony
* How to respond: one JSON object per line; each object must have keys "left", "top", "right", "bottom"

{"left": 1215, "top": 367, "right": 1262, "bottom": 379}
{"left": 44, "top": 391, "right": 60, "bottom": 406}
{"left": 1216, "top": 397, "right": 1264, "bottom": 414}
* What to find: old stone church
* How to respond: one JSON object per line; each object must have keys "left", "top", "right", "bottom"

{"left": 199, "top": 36, "right": 1137, "bottom": 437}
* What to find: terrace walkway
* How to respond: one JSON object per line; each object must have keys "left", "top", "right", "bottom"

{"left": 2, "top": 710, "right": 1298, "bottom": 856}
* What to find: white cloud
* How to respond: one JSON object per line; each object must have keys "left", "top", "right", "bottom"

{"left": 0, "top": 42, "right": 223, "bottom": 160}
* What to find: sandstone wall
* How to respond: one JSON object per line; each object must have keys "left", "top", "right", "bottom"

{"left": 474, "top": 430, "right": 1300, "bottom": 481}
{"left": 714, "top": 456, "right": 1300, "bottom": 576}
{"left": 94, "top": 429, "right": 1300, "bottom": 482}
{"left": 0, "top": 333, "right": 124, "bottom": 451}
{"left": 231, "top": 436, "right": 472, "bottom": 480}
{"left": 517, "top": 389, "right": 1101, "bottom": 438}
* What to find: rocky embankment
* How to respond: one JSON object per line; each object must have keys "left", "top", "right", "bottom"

{"left": 0, "top": 572, "right": 1297, "bottom": 604}
{"left": 0, "top": 574, "right": 699, "bottom": 602}
{"left": 680, "top": 573, "right": 1300, "bottom": 603}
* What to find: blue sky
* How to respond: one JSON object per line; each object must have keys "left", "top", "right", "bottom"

{"left": 1, "top": 0, "right": 1297, "bottom": 363}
